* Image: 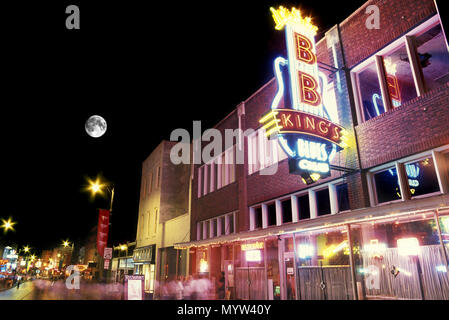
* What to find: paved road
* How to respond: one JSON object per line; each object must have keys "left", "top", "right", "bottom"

{"left": 0, "top": 280, "right": 123, "bottom": 300}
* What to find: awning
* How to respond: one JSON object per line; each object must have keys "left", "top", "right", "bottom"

{"left": 175, "top": 194, "right": 449, "bottom": 249}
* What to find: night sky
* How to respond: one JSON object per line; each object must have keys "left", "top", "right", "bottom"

{"left": 1, "top": 1, "right": 367, "bottom": 254}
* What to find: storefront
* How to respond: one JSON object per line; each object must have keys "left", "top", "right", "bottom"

{"left": 133, "top": 244, "right": 156, "bottom": 294}
{"left": 179, "top": 197, "right": 449, "bottom": 300}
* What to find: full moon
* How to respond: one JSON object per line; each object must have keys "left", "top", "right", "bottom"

{"left": 85, "top": 115, "right": 107, "bottom": 138}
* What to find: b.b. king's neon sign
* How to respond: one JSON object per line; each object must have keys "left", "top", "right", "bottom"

{"left": 260, "top": 6, "right": 348, "bottom": 184}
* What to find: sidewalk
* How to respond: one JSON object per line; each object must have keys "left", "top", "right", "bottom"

{"left": 0, "top": 280, "right": 34, "bottom": 300}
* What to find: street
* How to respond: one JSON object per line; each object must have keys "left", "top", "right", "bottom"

{"left": 0, "top": 279, "right": 124, "bottom": 300}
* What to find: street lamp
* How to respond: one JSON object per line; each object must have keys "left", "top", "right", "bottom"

{"left": 63, "top": 240, "right": 70, "bottom": 248}
{"left": 87, "top": 177, "right": 115, "bottom": 211}
{"left": 86, "top": 176, "right": 116, "bottom": 282}
{"left": 1, "top": 217, "right": 16, "bottom": 234}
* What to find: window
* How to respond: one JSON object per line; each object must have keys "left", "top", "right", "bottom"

{"left": 336, "top": 183, "right": 350, "bottom": 212}
{"left": 415, "top": 23, "right": 449, "bottom": 91}
{"left": 357, "top": 61, "right": 385, "bottom": 121}
{"left": 228, "top": 214, "right": 234, "bottom": 234}
{"left": 147, "top": 211, "right": 151, "bottom": 236}
{"left": 209, "top": 161, "right": 215, "bottom": 193}
{"left": 148, "top": 173, "right": 153, "bottom": 196}
{"left": 198, "top": 147, "right": 236, "bottom": 197}
{"left": 382, "top": 43, "right": 417, "bottom": 107}
{"left": 204, "top": 221, "right": 209, "bottom": 239}
{"left": 154, "top": 209, "right": 158, "bottom": 233}
{"left": 211, "top": 219, "right": 216, "bottom": 238}
{"left": 254, "top": 207, "right": 262, "bottom": 229}
{"left": 198, "top": 213, "right": 236, "bottom": 240}
{"left": 267, "top": 203, "right": 277, "bottom": 226}
{"left": 374, "top": 167, "right": 401, "bottom": 203}
{"left": 298, "top": 194, "right": 310, "bottom": 220}
{"left": 405, "top": 157, "right": 440, "bottom": 197}
{"left": 247, "top": 128, "right": 287, "bottom": 175}
{"left": 197, "top": 166, "right": 202, "bottom": 198}
{"left": 316, "top": 188, "right": 331, "bottom": 216}
{"left": 350, "top": 214, "right": 446, "bottom": 300}
{"left": 281, "top": 199, "right": 292, "bottom": 223}
{"left": 353, "top": 18, "right": 449, "bottom": 123}
{"left": 220, "top": 216, "right": 225, "bottom": 235}
{"left": 157, "top": 166, "right": 161, "bottom": 188}
{"left": 203, "top": 164, "right": 208, "bottom": 195}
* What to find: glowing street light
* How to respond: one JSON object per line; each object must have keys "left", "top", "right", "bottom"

{"left": 1, "top": 217, "right": 16, "bottom": 233}
{"left": 63, "top": 240, "right": 70, "bottom": 248}
{"left": 86, "top": 177, "right": 115, "bottom": 210}
{"left": 23, "top": 246, "right": 30, "bottom": 253}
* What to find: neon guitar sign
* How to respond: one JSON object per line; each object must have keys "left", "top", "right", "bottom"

{"left": 260, "top": 7, "right": 347, "bottom": 184}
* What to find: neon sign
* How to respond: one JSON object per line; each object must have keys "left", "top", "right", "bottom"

{"left": 260, "top": 6, "right": 347, "bottom": 184}
{"left": 241, "top": 241, "right": 264, "bottom": 251}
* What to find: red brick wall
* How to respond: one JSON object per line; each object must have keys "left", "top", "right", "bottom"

{"left": 340, "top": 0, "right": 436, "bottom": 68}
{"left": 356, "top": 84, "right": 449, "bottom": 168}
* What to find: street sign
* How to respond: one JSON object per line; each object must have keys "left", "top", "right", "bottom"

{"left": 124, "top": 275, "right": 145, "bottom": 300}
{"left": 104, "top": 247, "right": 113, "bottom": 260}
{"left": 104, "top": 259, "right": 110, "bottom": 270}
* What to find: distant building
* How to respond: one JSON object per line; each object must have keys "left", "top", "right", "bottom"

{"left": 133, "top": 140, "right": 191, "bottom": 296}
{"left": 110, "top": 241, "right": 136, "bottom": 282}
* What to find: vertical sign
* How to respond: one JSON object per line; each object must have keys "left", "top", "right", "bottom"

{"left": 97, "top": 209, "right": 110, "bottom": 258}
{"left": 260, "top": 6, "right": 347, "bottom": 184}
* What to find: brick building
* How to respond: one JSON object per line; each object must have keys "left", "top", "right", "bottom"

{"left": 173, "top": 0, "right": 449, "bottom": 300}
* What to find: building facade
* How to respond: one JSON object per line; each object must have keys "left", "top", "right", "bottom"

{"left": 133, "top": 140, "right": 191, "bottom": 296}
{"left": 174, "top": 0, "right": 449, "bottom": 300}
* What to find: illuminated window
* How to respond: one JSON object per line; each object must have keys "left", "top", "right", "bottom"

{"left": 357, "top": 61, "right": 385, "bottom": 121}
{"left": 415, "top": 23, "right": 449, "bottom": 91}
{"left": 382, "top": 43, "right": 417, "bottom": 107}
{"left": 317, "top": 188, "right": 331, "bottom": 216}
{"left": 405, "top": 157, "right": 440, "bottom": 197}
{"left": 374, "top": 167, "right": 401, "bottom": 203}
{"left": 353, "top": 18, "right": 449, "bottom": 124}
{"left": 350, "top": 214, "right": 445, "bottom": 299}
{"left": 336, "top": 183, "right": 350, "bottom": 212}
{"left": 247, "top": 129, "right": 287, "bottom": 175}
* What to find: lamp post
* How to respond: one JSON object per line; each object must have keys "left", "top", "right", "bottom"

{"left": 88, "top": 177, "right": 115, "bottom": 282}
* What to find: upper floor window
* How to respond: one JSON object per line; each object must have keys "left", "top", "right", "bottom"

{"left": 374, "top": 167, "right": 401, "bottom": 204}
{"left": 197, "top": 146, "right": 236, "bottom": 198}
{"left": 247, "top": 128, "right": 287, "bottom": 175}
{"left": 196, "top": 212, "right": 237, "bottom": 240}
{"left": 352, "top": 16, "right": 449, "bottom": 123}
{"left": 156, "top": 166, "right": 161, "bottom": 188}
{"left": 416, "top": 23, "right": 449, "bottom": 91}
{"left": 369, "top": 151, "right": 446, "bottom": 206}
